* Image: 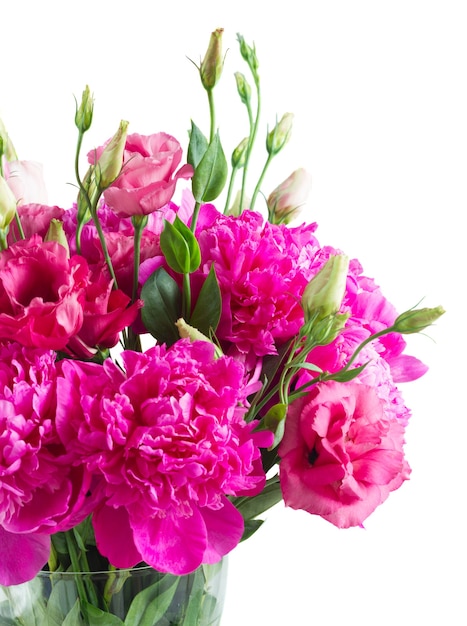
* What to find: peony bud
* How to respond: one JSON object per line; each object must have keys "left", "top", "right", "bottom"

{"left": 75, "top": 85, "right": 94, "bottom": 133}
{"left": 393, "top": 305, "right": 445, "bottom": 334}
{"left": 95, "top": 119, "right": 129, "bottom": 189}
{"left": 266, "top": 113, "right": 294, "bottom": 155}
{"left": 302, "top": 254, "right": 349, "bottom": 322}
{"left": 200, "top": 28, "right": 224, "bottom": 91}
{"left": 0, "top": 174, "right": 17, "bottom": 230}
{"left": 267, "top": 168, "right": 312, "bottom": 224}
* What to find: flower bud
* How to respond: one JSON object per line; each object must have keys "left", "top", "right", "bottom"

{"left": 226, "top": 189, "right": 251, "bottom": 216}
{"left": 266, "top": 113, "right": 294, "bottom": 155}
{"left": 95, "top": 120, "right": 129, "bottom": 189}
{"left": 176, "top": 318, "right": 223, "bottom": 357}
{"left": 200, "top": 28, "right": 224, "bottom": 91}
{"left": 231, "top": 137, "right": 249, "bottom": 168}
{"left": 302, "top": 254, "right": 349, "bottom": 322}
{"left": 393, "top": 305, "right": 445, "bottom": 334}
{"left": 0, "top": 117, "right": 17, "bottom": 161}
{"left": 235, "top": 72, "right": 252, "bottom": 106}
{"left": 0, "top": 174, "right": 17, "bottom": 230}
{"left": 267, "top": 168, "right": 312, "bottom": 224}
{"left": 237, "top": 33, "right": 259, "bottom": 76}
{"left": 75, "top": 85, "right": 94, "bottom": 133}
{"left": 44, "top": 218, "right": 70, "bottom": 256}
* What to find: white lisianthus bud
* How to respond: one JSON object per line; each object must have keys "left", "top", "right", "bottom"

{"left": 0, "top": 174, "right": 17, "bottom": 230}
{"left": 302, "top": 254, "right": 349, "bottom": 322}
{"left": 266, "top": 113, "right": 294, "bottom": 156}
{"left": 267, "top": 168, "right": 312, "bottom": 224}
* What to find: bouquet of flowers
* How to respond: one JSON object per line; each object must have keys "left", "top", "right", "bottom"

{"left": 0, "top": 28, "right": 443, "bottom": 624}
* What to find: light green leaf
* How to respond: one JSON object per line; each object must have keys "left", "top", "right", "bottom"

{"left": 190, "top": 265, "right": 221, "bottom": 336}
{"left": 192, "top": 133, "right": 228, "bottom": 203}
{"left": 187, "top": 121, "right": 209, "bottom": 169}
{"left": 124, "top": 575, "right": 179, "bottom": 626}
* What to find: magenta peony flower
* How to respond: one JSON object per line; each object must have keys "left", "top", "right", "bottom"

{"left": 192, "top": 206, "right": 321, "bottom": 357}
{"left": 90, "top": 132, "right": 193, "bottom": 218}
{"left": 0, "top": 342, "right": 91, "bottom": 584}
{"left": 56, "top": 340, "right": 271, "bottom": 574}
{"left": 278, "top": 380, "right": 411, "bottom": 528}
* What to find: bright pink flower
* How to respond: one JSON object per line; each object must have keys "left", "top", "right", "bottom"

{"left": 90, "top": 132, "right": 193, "bottom": 218}
{"left": 0, "top": 343, "right": 91, "bottom": 584}
{"left": 192, "top": 206, "right": 320, "bottom": 357}
{"left": 279, "top": 380, "right": 410, "bottom": 528}
{"left": 0, "top": 236, "right": 87, "bottom": 350}
{"left": 56, "top": 340, "right": 270, "bottom": 574}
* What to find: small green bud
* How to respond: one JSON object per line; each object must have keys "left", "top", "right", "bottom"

{"left": 176, "top": 318, "right": 223, "bottom": 357}
{"left": 0, "top": 174, "right": 17, "bottom": 230}
{"left": 266, "top": 113, "right": 294, "bottom": 156}
{"left": 44, "top": 219, "right": 70, "bottom": 255}
{"left": 302, "top": 254, "right": 349, "bottom": 322}
{"left": 237, "top": 33, "right": 259, "bottom": 76}
{"left": 95, "top": 119, "right": 129, "bottom": 189}
{"left": 75, "top": 85, "right": 94, "bottom": 133}
{"left": 231, "top": 137, "right": 249, "bottom": 168}
{"left": 235, "top": 72, "right": 252, "bottom": 106}
{"left": 393, "top": 305, "right": 445, "bottom": 334}
{"left": 200, "top": 28, "right": 224, "bottom": 91}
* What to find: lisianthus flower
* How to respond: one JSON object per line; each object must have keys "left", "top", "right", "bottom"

{"left": 191, "top": 205, "right": 321, "bottom": 357}
{"left": 56, "top": 339, "right": 272, "bottom": 574}
{"left": 3, "top": 159, "right": 48, "bottom": 206}
{"left": 0, "top": 236, "right": 87, "bottom": 350}
{"left": 6, "top": 203, "right": 65, "bottom": 245}
{"left": 89, "top": 132, "right": 193, "bottom": 218}
{"left": 0, "top": 342, "right": 91, "bottom": 584}
{"left": 278, "top": 380, "right": 411, "bottom": 528}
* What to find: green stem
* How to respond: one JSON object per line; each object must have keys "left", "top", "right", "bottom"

{"left": 239, "top": 87, "right": 259, "bottom": 211}
{"left": 223, "top": 165, "right": 239, "bottom": 214}
{"left": 190, "top": 200, "right": 202, "bottom": 233}
{"left": 183, "top": 272, "right": 192, "bottom": 321}
{"left": 14, "top": 212, "right": 26, "bottom": 240}
{"left": 250, "top": 152, "right": 273, "bottom": 212}
{"left": 207, "top": 89, "right": 216, "bottom": 144}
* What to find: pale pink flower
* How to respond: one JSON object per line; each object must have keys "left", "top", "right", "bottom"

{"left": 3, "top": 160, "right": 48, "bottom": 205}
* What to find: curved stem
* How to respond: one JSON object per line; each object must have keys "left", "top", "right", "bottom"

{"left": 250, "top": 152, "right": 273, "bottom": 211}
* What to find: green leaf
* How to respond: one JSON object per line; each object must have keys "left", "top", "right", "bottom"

{"left": 82, "top": 600, "right": 125, "bottom": 625}
{"left": 124, "top": 575, "right": 179, "bottom": 626}
{"left": 235, "top": 479, "right": 283, "bottom": 521}
{"left": 241, "top": 519, "right": 264, "bottom": 542}
{"left": 192, "top": 133, "right": 228, "bottom": 203}
{"left": 180, "top": 568, "right": 205, "bottom": 625}
{"left": 190, "top": 265, "right": 221, "bottom": 336}
{"left": 140, "top": 267, "right": 182, "bottom": 346}
{"left": 330, "top": 362, "right": 369, "bottom": 382}
{"left": 187, "top": 120, "right": 209, "bottom": 169}
{"left": 160, "top": 217, "right": 201, "bottom": 274}
{"left": 62, "top": 599, "right": 86, "bottom": 626}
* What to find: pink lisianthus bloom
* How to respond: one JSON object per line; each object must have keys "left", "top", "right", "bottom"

{"left": 6, "top": 203, "right": 65, "bottom": 245}
{"left": 0, "top": 236, "right": 87, "bottom": 350}
{"left": 3, "top": 159, "right": 48, "bottom": 206}
{"left": 89, "top": 132, "right": 193, "bottom": 218}
{"left": 0, "top": 342, "right": 92, "bottom": 585}
{"left": 56, "top": 340, "right": 272, "bottom": 575}
{"left": 278, "top": 380, "right": 411, "bottom": 528}
{"left": 192, "top": 205, "right": 321, "bottom": 357}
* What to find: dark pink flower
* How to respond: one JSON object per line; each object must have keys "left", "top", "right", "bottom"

{"left": 192, "top": 206, "right": 320, "bottom": 357}
{"left": 56, "top": 340, "right": 270, "bottom": 574}
{"left": 6, "top": 203, "right": 65, "bottom": 245}
{"left": 0, "top": 236, "right": 87, "bottom": 350}
{"left": 90, "top": 132, "right": 193, "bottom": 218}
{"left": 278, "top": 380, "right": 410, "bottom": 528}
{"left": 0, "top": 342, "right": 91, "bottom": 584}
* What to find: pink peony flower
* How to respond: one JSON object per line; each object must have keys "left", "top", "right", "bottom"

{"left": 0, "top": 342, "right": 91, "bottom": 584}
{"left": 192, "top": 206, "right": 321, "bottom": 357}
{"left": 0, "top": 236, "right": 87, "bottom": 350}
{"left": 278, "top": 380, "right": 411, "bottom": 528}
{"left": 90, "top": 132, "right": 193, "bottom": 218}
{"left": 56, "top": 340, "right": 271, "bottom": 574}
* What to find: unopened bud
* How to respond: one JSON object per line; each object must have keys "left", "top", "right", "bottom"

{"left": 226, "top": 189, "right": 250, "bottom": 216}
{"left": 235, "top": 72, "right": 252, "bottom": 106}
{"left": 0, "top": 117, "right": 17, "bottom": 161}
{"left": 95, "top": 120, "right": 129, "bottom": 189}
{"left": 75, "top": 85, "right": 94, "bottom": 133}
{"left": 393, "top": 305, "right": 445, "bottom": 334}
{"left": 45, "top": 219, "right": 70, "bottom": 256}
{"left": 302, "top": 255, "right": 349, "bottom": 322}
{"left": 231, "top": 137, "right": 249, "bottom": 168}
{"left": 266, "top": 113, "right": 294, "bottom": 156}
{"left": 0, "top": 174, "right": 17, "bottom": 230}
{"left": 176, "top": 318, "right": 223, "bottom": 357}
{"left": 237, "top": 33, "right": 259, "bottom": 77}
{"left": 200, "top": 28, "right": 224, "bottom": 91}
{"left": 267, "top": 168, "right": 312, "bottom": 224}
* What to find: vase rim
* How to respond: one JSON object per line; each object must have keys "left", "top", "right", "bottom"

{"left": 38, "top": 564, "right": 154, "bottom": 577}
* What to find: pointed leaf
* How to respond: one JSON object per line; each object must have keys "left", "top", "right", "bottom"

{"left": 124, "top": 575, "right": 179, "bottom": 626}
{"left": 192, "top": 133, "right": 228, "bottom": 203}
{"left": 190, "top": 265, "right": 221, "bottom": 335}
{"left": 187, "top": 120, "right": 209, "bottom": 169}
{"left": 140, "top": 267, "right": 182, "bottom": 346}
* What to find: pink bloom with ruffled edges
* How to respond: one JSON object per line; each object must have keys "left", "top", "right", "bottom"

{"left": 56, "top": 340, "right": 272, "bottom": 575}
{"left": 0, "top": 343, "right": 91, "bottom": 585}
{"left": 279, "top": 380, "right": 410, "bottom": 528}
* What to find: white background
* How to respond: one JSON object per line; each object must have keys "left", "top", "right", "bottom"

{"left": 1, "top": 1, "right": 465, "bottom": 624}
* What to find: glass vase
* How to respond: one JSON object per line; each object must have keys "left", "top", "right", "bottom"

{"left": 0, "top": 559, "right": 227, "bottom": 625}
